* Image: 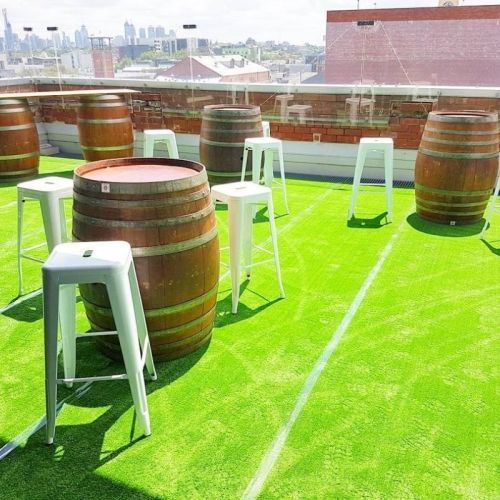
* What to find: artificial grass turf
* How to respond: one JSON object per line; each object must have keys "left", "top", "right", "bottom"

{"left": 0, "top": 156, "right": 498, "bottom": 498}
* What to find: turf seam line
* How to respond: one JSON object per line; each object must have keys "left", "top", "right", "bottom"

{"left": 0, "top": 381, "right": 93, "bottom": 461}
{"left": 0, "top": 288, "right": 42, "bottom": 315}
{"left": 241, "top": 219, "right": 406, "bottom": 500}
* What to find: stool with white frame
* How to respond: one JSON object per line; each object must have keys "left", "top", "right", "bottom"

{"left": 17, "top": 176, "right": 73, "bottom": 296}
{"left": 348, "top": 138, "right": 394, "bottom": 223}
{"left": 42, "top": 240, "right": 157, "bottom": 444}
{"left": 143, "top": 129, "right": 179, "bottom": 159}
{"left": 211, "top": 182, "right": 285, "bottom": 314}
{"left": 241, "top": 137, "right": 289, "bottom": 214}
{"left": 480, "top": 172, "right": 500, "bottom": 240}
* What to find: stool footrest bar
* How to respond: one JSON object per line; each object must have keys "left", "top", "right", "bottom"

{"left": 57, "top": 374, "right": 128, "bottom": 384}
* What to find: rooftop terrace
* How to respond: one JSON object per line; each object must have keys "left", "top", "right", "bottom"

{"left": 0, "top": 153, "right": 498, "bottom": 498}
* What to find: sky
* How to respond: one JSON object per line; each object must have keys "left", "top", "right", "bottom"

{"left": 2, "top": 0, "right": 498, "bottom": 45}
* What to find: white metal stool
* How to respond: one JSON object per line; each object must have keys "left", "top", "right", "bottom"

{"left": 480, "top": 173, "right": 500, "bottom": 239}
{"left": 143, "top": 129, "right": 179, "bottom": 159}
{"left": 42, "top": 240, "right": 157, "bottom": 444}
{"left": 211, "top": 182, "right": 285, "bottom": 314}
{"left": 241, "top": 137, "right": 289, "bottom": 214}
{"left": 17, "top": 176, "right": 74, "bottom": 296}
{"left": 285, "top": 104, "right": 312, "bottom": 124}
{"left": 262, "top": 121, "right": 270, "bottom": 137}
{"left": 348, "top": 138, "right": 394, "bottom": 222}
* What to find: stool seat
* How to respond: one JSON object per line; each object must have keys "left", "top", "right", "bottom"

{"left": 143, "top": 129, "right": 179, "bottom": 159}
{"left": 211, "top": 182, "right": 285, "bottom": 313}
{"left": 285, "top": 104, "right": 312, "bottom": 124}
{"left": 17, "top": 176, "right": 74, "bottom": 296}
{"left": 348, "top": 138, "right": 394, "bottom": 222}
{"left": 241, "top": 137, "right": 289, "bottom": 214}
{"left": 42, "top": 240, "right": 156, "bottom": 444}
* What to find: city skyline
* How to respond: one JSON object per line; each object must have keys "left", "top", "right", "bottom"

{"left": 2, "top": 0, "right": 497, "bottom": 45}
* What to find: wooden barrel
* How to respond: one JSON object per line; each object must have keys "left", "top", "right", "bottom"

{"left": 77, "top": 94, "right": 134, "bottom": 161}
{"left": 0, "top": 98, "right": 39, "bottom": 182}
{"left": 73, "top": 157, "right": 219, "bottom": 361}
{"left": 199, "top": 104, "right": 263, "bottom": 185}
{"left": 415, "top": 111, "right": 499, "bottom": 225}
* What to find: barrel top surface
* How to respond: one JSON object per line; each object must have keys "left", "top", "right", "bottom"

{"left": 80, "top": 164, "right": 197, "bottom": 183}
{"left": 429, "top": 111, "right": 498, "bottom": 123}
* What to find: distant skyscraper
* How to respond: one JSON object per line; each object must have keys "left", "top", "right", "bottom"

{"left": 80, "top": 25, "right": 90, "bottom": 49}
{"left": 75, "top": 29, "right": 83, "bottom": 48}
{"left": 147, "top": 25, "right": 155, "bottom": 39}
{"left": 139, "top": 27, "right": 146, "bottom": 39}
{"left": 2, "top": 8, "right": 14, "bottom": 51}
{"left": 124, "top": 21, "right": 136, "bottom": 44}
{"left": 155, "top": 26, "right": 166, "bottom": 38}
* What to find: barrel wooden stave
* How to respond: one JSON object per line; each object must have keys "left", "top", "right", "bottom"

{"left": 0, "top": 98, "right": 39, "bottom": 182}
{"left": 77, "top": 95, "right": 134, "bottom": 161}
{"left": 415, "top": 111, "right": 499, "bottom": 225}
{"left": 199, "top": 104, "right": 263, "bottom": 185}
{"left": 73, "top": 157, "right": 219, "bottom": 361}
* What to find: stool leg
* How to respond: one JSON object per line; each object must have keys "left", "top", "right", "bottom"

{"left": 348, "top": 146, "right": 367, "bottom": 220}
{"left": 17, "top": 191, "right": 24, "bottom": 296}
{"left": 242, "top": 202, "right": 254, "bottom": 278}
{"left": 252, "top": 146, "right": 262, "bottom": 184}
{"left": 385, "top": 146, "right": 394, "bottom": 222}
{"left": 228, "top": 200, "right": 244, "bottom": 313}
{"left": 263, "top": 149, "right": 274, "bottom": 188}
{"left": 480, "top": 176, "right": 500, "bottom": 239}
{"left": 267, "top": 196, "right": 285, "bottom": 298}
{"left": 143, "top": 135, "right": 154, "bottom": 157}
{"left": 128, "top": 264, "right": 157, "bottom": 381}
{"left": 241, "top": 146, "right": 249, "bottom": 182}
{"left": 58, "top": 197, "right": 69, "bottom": 243}
{"left": 107, "top": 274, "right": 151, "bottom": 436}
{"left": 277, "top": 142, "right": 289, "bottom": 214}
{"left": 59, "top": 284, "right": 76, "bottom": 388}
{"left": 41, "top": 194, "right": 64, "bottom": 252}
{"left": 167, "top": 137, "right": 179, "bottom": 159}
{"left": 43, "top": 274, "right": 59, "bottom": 445}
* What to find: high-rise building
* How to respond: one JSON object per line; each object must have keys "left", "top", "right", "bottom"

{"left": 139, "top": 27, "right": 146, "bottom": 38}
{"left": 155, "top": 25, "right": 166, "bottom": 38}
{"left": 2, "top": 9, "right": 14, "bottom": 51}
{"left": 147, "top": 25, "right": 155, "bottom": 39}
{"left": 124, "top": 21, "right": 136, "bottom": 44}
{"left": 80, "top": 25, "right": 90, "bottom": 49}
{"left": 75, "top": 29, "right": 83, "bottom": 49}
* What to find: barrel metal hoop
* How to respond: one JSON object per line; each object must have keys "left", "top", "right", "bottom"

{"left": 152, "top": 324, "right": 213, "bottom": 349}
{"left": 73, "top": 204, "right": 214, "bottom": 228}
{"left": 73, "top": 187, "right": 210, "bottom": 208}
{"left": 206, "top": 169, "right": 251, "bottom": 177}
{"left": 421, "top": 137, "right": 499, "bottom": 146}
{"left": 201, "top": 128, "right": 263, "bottom": 135}
{"left": 416, "top": 202, "right": 485, "bottom": 216}
{"left": 150, "top": 307, "right": 216, "bottom": 337}
{"left": 201, "top": 116, "right": 261, "bottom": 123}
{"left": 424, "top": 126, "right": 498, "bottom": 136}
{"left": 200, "top": 138, "right": 245, "bottom": 147}
{"left": 415, "top": 183, "right": 493, "bottom": 197}
{"left": 132, "top": 226, "right": 218, "bottom": 256}
{"left": 80, "top": 144, "right": 134, "bottom": 152}
{"left": 415, "top": 198, "right": 487, "bottom": 208}
{"left": 429, "top": 113, "right": 498, "bottom": 124}
{"left": 0, "top": 168, "right": 37, "bottom": 176}
{"left": 0, "top": 151, "right": 39, "bottom": 161}
{"left": 83, "top": 282, "right": 219, "bottom": 318}
{"left": 418, "top": 148, "right": 499, "bottom": 160}
{"left": 77, "top": 118, "right": 131, "bottom": 124}
{"left": 0, "top": 123, "right": 35, "bottom": 131}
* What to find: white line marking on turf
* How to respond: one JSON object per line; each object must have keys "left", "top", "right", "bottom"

{"left": 0, "top": 382, "right": 93, "bottom": 461}
{"left": 0, "top": 289, "right": 42, "bottom": 315}
{"left": 242, "top": 220, "right": 405, "bottom": 500}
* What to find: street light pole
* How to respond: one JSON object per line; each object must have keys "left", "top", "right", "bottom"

{"left": 23, "top": 27, "right": 34, "bottom": 76}
{"left": 47, "top": 26, "right": 62, "bottom": 92}
{"left": 183, "top": 24, "right": 197, "bottom": 112}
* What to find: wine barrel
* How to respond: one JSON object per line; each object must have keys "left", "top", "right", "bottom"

{"left": 199, "top": 104, "right": 263, "bottom": 185}
{"left": 77, "top": 94, "right": 134, "bottom": 161}
{"left": 73, "top": 157, "right": 219, "bottom": 361}
{"left": 415, "top": 111, "right": 499, "bottom": 225}
{"left": 0, "top": 98, "right": 39, "bottom": 182}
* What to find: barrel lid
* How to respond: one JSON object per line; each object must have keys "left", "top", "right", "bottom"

{"left": 80, "top": 94, "right": 124, "bottom": 102}
{"left": 429, "top": 111, "right": 498, "bottom": 123}
{"left": 74, "top": 157, "right": 207, "bottom": 193}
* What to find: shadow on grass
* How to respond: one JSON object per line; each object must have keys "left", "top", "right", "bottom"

{"left": 407, "top": 213, "right": 483, "bottom": 237}
{"left": 2, "top": 292, "right": 43, "bottom": 323}
{"left": 480, "top": 237, "right": 500, "bottom": 256}
{"left": 347, "top": 212, "right": 390, "bottom": 229}
{"left": 215, "top": 281, "right": 283, "bottom": 327}
{"left": 0, "top": 344, "right": 207, "bottom": 498}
